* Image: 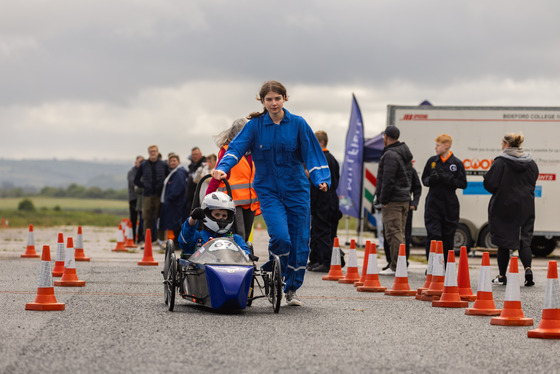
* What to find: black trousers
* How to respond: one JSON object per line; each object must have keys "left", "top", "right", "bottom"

{"left": 310, "top": 213, "right": 338, "bottom": 267}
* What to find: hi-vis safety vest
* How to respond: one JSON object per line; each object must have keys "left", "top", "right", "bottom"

{"left": 218, "top": 145, "right": 260, "bottom": 212}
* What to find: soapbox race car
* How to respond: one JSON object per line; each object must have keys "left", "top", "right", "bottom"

{"left": 161, "top": 175, "right": 283, "bottom": 313}
{"left": 162, "top": 239, "right": 282, "bottom": 313}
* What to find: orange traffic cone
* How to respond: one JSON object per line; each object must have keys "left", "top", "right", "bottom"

{"left": 432, "top": 250, "right": 468, "bottom": 307}
{"left": 416, "top": 240, "right": 436, "bottom": 300}
{"left": 138, "top": 229, "right": 158, "bottom": 266}
{"left": 528, "top": 261, "right": 560, "bottom": 339}
{"left": 322, "top": 238, "right": 345, "bottom": 281}
{"left": 52, "top": 233, "right": 66, "bottom": 277}
{"left": 25, "top": 245, "right": 65, "bottom": 311}
{"left": 54, "top": 237, "right": 86, "bottom": 287}
{"left": 354, "top": 241, "right": 371, "bottom": 287}
{"left": 1, "top": 218, "right": 6, "bottom": 228}
{"left": 465, "top": 252, "right": 502, "bottom": 316}
{"left": 338, "top": 239, "right": 360, "bottom": 284}
{"left": 167, "top": 230, "right": 175, "bottom": 241}
{"left": 457, "top": 246, "right": 476, "bottom": 301}
{"left": 256, "top": 222, "right": 262, "bottom": 230}
{"left": 422, "top": 241, "right": 445, "bottom": 300}
{"left": 358, "top": 242, "right": 386, "bottom": 292}
{"left": 21, "top": 224, "right": 40, "bottom": 258}
{"left": 74, "top": 226, "right": 90, "bottom": 262}
{"left": 384, "top": 244, "right": 416, "bottom": 296}
{"left": 112, "top": 224, "right": 128, "bottom": 252}
{"left": 490, "top": 257, "right": 533, "bottom": 326}
{"left": 124, "top": 221, "right": 137, "bottom": 248}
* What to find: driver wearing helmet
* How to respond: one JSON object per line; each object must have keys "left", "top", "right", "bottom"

{"left": 178, "top": 192, "right": 250, "bottom": 258}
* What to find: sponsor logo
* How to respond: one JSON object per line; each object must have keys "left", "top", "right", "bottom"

{"left": 538, "top": 174, "right": 556, "bottom": 181}
{"left": 402, "top": 114, "right": 429, "bottom": 120}
{"left": 463, "top": 158, "right": 493, "bottom": 170}
{"left": 450, "top": 164, "right": 457, "bottom": 172}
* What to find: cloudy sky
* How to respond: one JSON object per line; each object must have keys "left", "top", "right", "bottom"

{"left": 2, "top": 0, "right": 559, "bottom": 163}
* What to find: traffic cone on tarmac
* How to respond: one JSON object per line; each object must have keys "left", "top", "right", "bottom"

{"left": 21, "top": 224, "right": 40, "bottom": 258}
{"left": 421, "top": 241, "right": 445, "bottom": 300}
{"left": 465, "top": 252, "right": 502, "bottom": 316}
{"left": 338, "top": 239, "right": 360, "bottom": 284}
{"left": 416, "top": 240, "right": 436, "bottom": 300}
{"left": 490, "top": 257, "right": 533, "bottom": 326}
{"left": 384, "top": 244, "right": 416, "bottom": 296}
{"left": 457, "top": 246, "right": 476, "bottom": 301}
{"left": 54, "top": 237, "right": 86, "bottom": 287}
{"left": 74, "top": 226, "right": 90, "bottom": 262}
{"left": 528, "top": 261, "right": 560, "bottom": 339}
{"left": 354, "top": 241, "right": 371, "bottom": 287}
{"left": 112, "top": 224, "right": 128, "bottom": 252}
{"left": 322, "top": 238, "right": 345, "bottom": 281}
{"left": 52, "top": 233, "right": 66, "bottom": 277}
{"left": 25, "top": 245, "right": 65, "bottom": 311}
{"left": 357, "top": 242, "right": 386, "bottom": 292}
{"left": 138, "top": 229, "right": 158, "bottom": 266}
{"left": 432, "top": 250, "right": 468, "bottom": 308}
{"left": 124, "top": 221, "right": 137, "bottom": 248}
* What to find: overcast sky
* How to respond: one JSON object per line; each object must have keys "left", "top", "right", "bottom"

{"left": 2, "top": 0, "right": 559, "bottom": 163}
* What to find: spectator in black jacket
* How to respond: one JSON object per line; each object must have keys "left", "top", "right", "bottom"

{"left": 483, "top": 133, "right": 539, "bottom": 287}
{"left": 308, "top": 131, "right": 342, "bottom": 273}
{"left": 421, "top": 134, "right": 467, "bottom": 263}
{"left": 127, "top": 155, "right": 144, "bottom": 243}
{"left": 375, "top": 126, "right": 414, "bottom": 275}
{"left": 134, "top": 145, "right": 170, "bottom": 243}
{"left": 184, "top": 147, "right": 206, "bottom": 215}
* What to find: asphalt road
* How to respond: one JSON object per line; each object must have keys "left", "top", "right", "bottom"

{"left": 1, "top": 226, "right": 560, "bottom": 373}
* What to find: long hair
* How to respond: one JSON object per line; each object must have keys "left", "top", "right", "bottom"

{"left": 248, "top": 80, "right": 288, "bottom": 119}
{"left": 213, "top": 118, "right": 248, "bottom": 148}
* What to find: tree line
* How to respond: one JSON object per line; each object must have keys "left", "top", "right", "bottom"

{"left": 0, "top": 183, "right": 128, "bottom": 200}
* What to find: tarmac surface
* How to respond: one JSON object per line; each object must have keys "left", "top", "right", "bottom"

{"left": 1, "top": 225, "right": 560, "bottom": 373}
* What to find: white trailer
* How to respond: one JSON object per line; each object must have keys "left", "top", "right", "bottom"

{"left": 388, "top": 105, "right": 560, "bottom": 256}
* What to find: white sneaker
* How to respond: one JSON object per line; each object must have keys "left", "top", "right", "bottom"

{"left": 286, "top": 290, "right": 302, "bottom": 306}
{"left": 379, "top": 268, "right": 396, "bottom": 275}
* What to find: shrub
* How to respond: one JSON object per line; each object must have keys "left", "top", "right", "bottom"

{"left": 18, "top": 199, "right": 36, "bottom": 212}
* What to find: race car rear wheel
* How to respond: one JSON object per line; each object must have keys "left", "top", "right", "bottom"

{"left": 271, "top": 255, "right": 282, "bottom": 313}
{"left": 163, "top": 240, "right": 174, "bottom": 305}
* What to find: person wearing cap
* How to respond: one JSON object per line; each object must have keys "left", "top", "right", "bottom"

{"left": 421, "top": 134, "right": 467, "bottom": 263}
{"left": 375, "top": 126, "right": 414, "bottom": 275}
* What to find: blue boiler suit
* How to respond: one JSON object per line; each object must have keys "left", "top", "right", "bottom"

{"left": 216, "top": 109, "right": 330, "bottom": 292}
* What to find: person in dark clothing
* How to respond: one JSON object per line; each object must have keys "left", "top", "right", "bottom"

{"left": 308, "top": 131, "right": 342, "bottom": 273}
{"left": 375, "top": 126, "right": 414, "bottom": 275}
{"left": 421, "top": 134, "right": 467, "bottom": 264}
{"left": 184, "top": 147, "right": 206, "bottom": 214}
{"left": 159, "top": 154, "right": 188, "bottom": 246}
{"left": 134, "top": 145, "right": 170, "bottom": 243}
{"left": 483, "top": 132, "right": 539, "bottom": 287}
{"left": 127, "top": 155, "right": 144, "bottom": 243}
{"left": 382, "top": 167, "right": 421, "bottom": 268}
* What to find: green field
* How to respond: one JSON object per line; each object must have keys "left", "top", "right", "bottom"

{"left": 0, "top": 197, "right": 128, "bottom": 227}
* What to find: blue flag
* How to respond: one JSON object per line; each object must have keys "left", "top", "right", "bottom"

{"left": 337, "top": 94, "right": 364, "bottom": 218}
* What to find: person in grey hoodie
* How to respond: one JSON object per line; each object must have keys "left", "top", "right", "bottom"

{"left": 375, "top": 126, "right": 414, "bottom": 274}
{"left": 484, "top": 132, "right": 539, "bottom": 287}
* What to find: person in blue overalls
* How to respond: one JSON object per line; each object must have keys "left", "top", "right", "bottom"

{"left": 211, "top": 81, "right": 330, "bottom": 307}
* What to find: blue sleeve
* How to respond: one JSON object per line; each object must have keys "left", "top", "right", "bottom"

{"left": 233, "top": 234, "right": 250, "bottom": 255}
{"left": 178, "top": 218, "right": 201, "bottom": 254}
{"left": 216, "top": 121, "right": 255, "bottom": 174}
{"left": 300, "top": 120, "right": 331, "bottom": 188}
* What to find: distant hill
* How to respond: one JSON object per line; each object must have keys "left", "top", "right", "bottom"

{"left": 0, "top": 159, "right": 131, "bottom": 191}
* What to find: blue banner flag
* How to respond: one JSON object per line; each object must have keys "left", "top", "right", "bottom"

{"left": 337, "top": 94, "right": 364, "bottom": 218}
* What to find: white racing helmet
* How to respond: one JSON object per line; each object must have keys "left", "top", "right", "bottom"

{"left": 200, "top": 192, "right": 236, "bottom": 235}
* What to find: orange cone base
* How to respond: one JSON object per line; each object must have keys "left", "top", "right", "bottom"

{"left": 458, "top": 289, "right": 477, "bottom": 301}
{"left": 322, "top": 265, "right": 344, "bottom": 281}
{"left": 125, "top": 241, "right": 137, "bottom": 248}
{"left": 338, "top": 269, "right": 360, "bottom": 284}
{"left": 25, "top": 288, "right": 65, "bottom": 311}
{"left": 385, "top": 289, "right": 416, "bottom": 296}
{"left": 354, "top": 281, "right": 364, "bottom": 287}
{"left": 322, "top": 275, "right": 344, "bottom": 281}
{"left": 465, "top": 292, "right": 501, "bottom": 315}
{"left": 21, "top": 253, "right": 40, "bottom": 258}
{"left": 358, "top": 285, "right": 387, "bottom": 292}
{"left": 432, "top": 299, "right": 468, "bottom": 308}
{"left": 74, "top": 249, "right": 90, "bottom": 262}
{"left": 54, "top": 279, "right": 86, "bottom": 287}
{"left": 112, "top": 246, "right": 128, "bottom": 252}
{"left": 424, "top": 289, "right": 443, "bottom": 297}
{"left": 138, "top": 260, "right": 159, "bottom": 266}
{"left": 52, "top": 261, "right": 65, "bottom": 277}
{"left": 419, "top": 293, "right": 440, "bottom": 301}
{"left": 528, "top": 310, "right": 560, "bottom": 338}
{"left": 490, "top": 301, "right": 533, "bottom": 326}
{"left": 465, "top": 307, "right": 502, "bottom": 316}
